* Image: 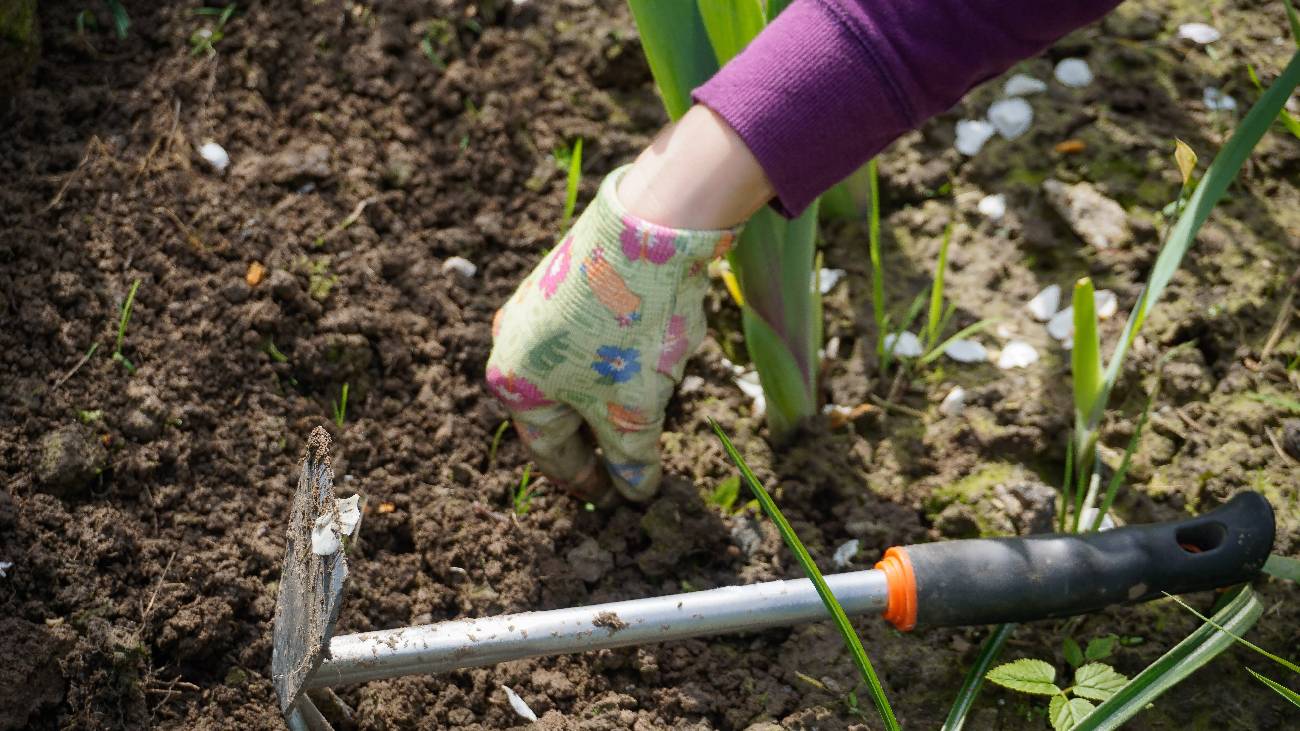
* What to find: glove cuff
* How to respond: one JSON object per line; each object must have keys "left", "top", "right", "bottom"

{"left": 590, "top": 165, "right": 743, "bottom": 264}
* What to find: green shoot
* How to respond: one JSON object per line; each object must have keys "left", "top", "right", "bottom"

{"left": 1071, "top": 278, "right": 1102, "bottom": 467}
{"left": 76, "top": 9, "right": 98, "bottom": 36}
{"left": 513, "top": 464, "right": 536, "bottom": 515}
{"left": 264, "top": 339, "right": 289, "bottom": 363}
{"left": 867, "top": 159, "right": 887, "bottom": 369}
{"left": 1163, "top": 593, "right": 1299, "bottom": 674}
{"left": 332, "top": 383, "right": 349, "bottom": 428}
{"left": 710, "top": 418, "right": 899, "bottom": 731}
{"left": 190, "top": 4, "right": 237, "bottom": 57}
{"left": 1245, "top": 65, "right": 1300, "bottom": 140}
{"left": 420, "top": 20, "right": 452, "bottom": 69}
{"left": 488, "top": 419, "right": 511, "bottom": 468}
{"left": 925, "top": 224, "right": 953, "bottom": 351}
{"left": 106, "top": 0, "right": 129, "bottom": 39}
{"left": 706, "top": 474, "right": 743, "bottom": 513}
{"left": 112, "top": 279, "right": 142, "bottom": 373}
{"left": 559, "top": 138, "right": 583, "bottom": 229}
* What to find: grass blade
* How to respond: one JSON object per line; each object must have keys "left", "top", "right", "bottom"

{"left": 710, "top": 419, "right": 900, "bottom": 731}
{"left": 1245, "top": 668, "right": 1300, "bottom": 708}
{"left": 1162, "top": 593, "right": 1300, "bottom": 674}
{"left": 867, "top": 160, "right": 887, "bottom": 366}
{"left": 1059, "top": 437, "right": 1075, "bottom": 533}
{"left": 1073, "top": 586, "right": 1263, "bottom": 731}
{"left": 561, "top": 138, "right": 583, "bottom": 229}
{"left": 1088, "top": 380, "right": 1157, "bottom": 532}
{"left": 941, "top": 623, "right": 1017, "bottom": 731}
{"left": 926, "top": 224, "right": 953, "bottom": 350}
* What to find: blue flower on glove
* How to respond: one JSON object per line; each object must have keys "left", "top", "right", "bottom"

{"left": 592, "top": 345, "right": 641, "bottom": 384}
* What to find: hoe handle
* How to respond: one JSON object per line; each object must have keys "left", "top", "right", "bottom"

{"left": 875, "top": 492, "right": 1275, "bottom": 630}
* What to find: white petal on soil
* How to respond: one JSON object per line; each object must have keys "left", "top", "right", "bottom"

{"left": 884, "top": 331, "right": 923, "bottom": 358}
{"left": 1026, "top": 284, "right": 1061, "bottom": 322}
{"left": 1047, "top": 306, "right": 1075, "bottom": 342}
{"left": 501, "top": 686, "right": 539, "bottom": 723}
{"left": 0, "top": 561, "right": 12, "bottom": 578}
{"left": 442, "top": 256, "right": 477, "bottom": 278}
{"left": 1054, "top": 58, "right": 1094, "bottom": 88}
{"left": 679, "top": 375, "right": 705, "bottom": 394}
{"left": 198, "top": 141, "right": 230, "bottom": 173}
{"left": 1203, "top": 87, "right": 1237, "bottom": 112}
{"left": 988, "top": 98, "right": 1034, "bottom": 140}
{"left": 832, "top": 539, "right": 861, "bottom": 569}
{"left": 734, "top": 371, "right": 766, "bottom": 418}
{"left": 997, "top": 340, "right": 1040, "bottom": 369}
{"left": 1094, "top": 289, "right": 1118, "bottom": 319}
{"left": 311, "top": 512, "right": 341, "bottom": 556}
{"left": 944, "top": 339, "right": 989, "bottom": 363}
{"left": 819, "top": 268, "right": 847, "bottom": 294}
{"left": 939, "top": 386, "right": 966, "bottom": 417}
{"left": 336, "top": 494, "right": 361, "bottom": 537}
{"left": 1178, "top": 22, "right": 1221, "bottom": 44}
{"left": 955, "top": 119, "right": 997, "bottom": 156}
{"left": 1004, "top": 73, "right": 1048, "bottom": 96}
{"left": 978, "top": 193, "right": 1007, "bottom": 221}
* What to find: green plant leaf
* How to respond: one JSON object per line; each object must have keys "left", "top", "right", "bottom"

{"left": 1050, "top": 695, "right": 1097, "bottom": 731}
{"left": 710, "top": 419, "right": 900, "bottom": 731}
{"left": 1286, "top": 0, "right": 1300, "bottom": 47}
{"left": 941, "top": 623, "right": 1016, "bottom": 731}
{"left": 1072, "top": 663, "right": 1128, "bottom": 701}
{"left": 1263, "top": 553, "right": 1300, "bottom": 582}
{"left": 986, "top": 659, "right": 1061, "bottom": 696}
{"left": 709, "top": 475, "right": 741, "bottom": 512}
{"left": 1073, "top": 586, "right": 1263, "bottom": 731}
{"left": 1063, "top": 638, "right": 1085, "bottom": 668}
{"left": 1245, "top": 667, "right": 1300, "bottom": 708}
{"left": 1072, "top": 278, "right": 1102, "bottom": 432}
{"left": 106, "top": 0, "right": 130, "bottom": 39}
{"left": 1246, "top": 391, "right": 1300, "bottom": 413}
{"left": 1246, "top": 64, "right": 1300, "bottom": 140}
{"left": 741, "top": 306, "right": 817, "bottom": 437}
{"left": 926, "top": 224, "right": 953, "bottom": 350}
{"left": 1085, "top": 636, "right": 1118, "bottom": 662}
{"left": 696, "top": 0, "right": 765, "bottom": 65}
{"left": 1089, "top": 373, "right": 1158, "bottom": 532}
{"left": 625, "top": 1, "right": 717, "bottom": 120}
{"left": 866, "top": 159, "right": 887, "bottom": 366}
{"left": 561, "top": 138, "right": 583, "bottom": 229}
{"left": 1162, "top": 592, "right": 1300, "bottom": 674}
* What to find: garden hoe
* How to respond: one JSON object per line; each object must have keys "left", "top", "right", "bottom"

{"left": 272, "top": 428, "right": 1275, "bottom": 730}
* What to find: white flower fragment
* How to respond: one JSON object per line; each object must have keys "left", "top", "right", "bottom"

{"left": 734, "top": 370, "right": 766, "bottom": 418}
{"left": 939, "top": 386, "right": 966, "bottom": 416}
{"left": 311, "top": 494, "right": 362, "bottom": 556}
{"left": 832, "top": 539, "right": 861, "bottom": 568}
{"left": 997, "top": 340, "right": 1039, "bottom": 369}
{"left": 988, "top": 98, "right": 1034, "bottom": 140}
{"left": 1094, "top": 289, "right": 1118, "bottom": 319}
{"left": 978, "top": 193, "right": 1007, "bottom": 221}
{"left": 955, "top": 119, "right": 996, "bottom": 156}
{"left": 1027, "top": 284, "right": 1061, "bottom": 322}
{"left": 1203, "top": 87, "right": 1237, "bottom": 112}
{"left": 884, "top": 331, "right": 923, "bottom": 358}
{"left": 0, "top": 561, "right": 12, "bottom": 578}
{"left": 198, "top": 141, "right": 230, "bottom": 173}
{"left": 818, "top": 268, "right": 847, "bottom": 294}
{"left": 1004, "top": 73, "right": 1048, "bottom": 96}
{"left": 501, "top": 685, "right": 538, "bottom": 722}
{"left": 442, "top": 256, "right": 477, "bottom": 278}
{"left": 944, "top": 339, "right": 989, "bottom": 363}
{"left": 1178, "top": 22, "right": 1221, "bottom": 44}
{"left": 1054, "top": 58, "right": 1094, "bottom": 88}
{"left": 679, "top": 375, "right": 704, "bottom": 394}
{"left": 1047, "top": 306, "right": 1075, "bottom": 342}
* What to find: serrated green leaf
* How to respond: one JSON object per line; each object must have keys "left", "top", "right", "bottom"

{"left": 1050, "top": 695, "right": 1097, "bottom": 731}
{"left": 986, "top": 659, "right": 1061, "bottom": 695}
{"left": 1072, "top": 663, "right": 1128, "bottom": 701}
{"left": 1085, "top": 636, "right": 1118, "bottom": 662}
{"left": 1245, "top": 667, "right": 1300, "bottom": 708}
{"left": 1063, "top": 638, "right": 1085, "bottom": 668}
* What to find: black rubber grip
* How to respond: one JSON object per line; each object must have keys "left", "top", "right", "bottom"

{"left": 905, "top": 492, "right": 1275, "bottom": 628}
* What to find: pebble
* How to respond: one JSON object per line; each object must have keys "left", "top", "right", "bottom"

{"left": 939, "top": 386, "right": 967, "bottom": 416}
{"left": 1054, "top": 58, "right": 1094, "bottom": 88}
{"left": 955, "top": 119, "right": 997, "bottom": 156}
{"left": 36, "top": 424, "right": 107, "bottom": 497}
{"left": 988, "top": 97, "right": 1034, "bottom": 140}
{"left": 1178, "top": 22, "right": 1221, "bottom": 44}
{"left": 945, "top": 339, "right": 989, "bottom": 363}
{"left": 997, "top": 340, "right": 1039, "bottom": 369}
{"left": 1027, "top": 284, "right": 1061, "bottom": 322}
{"left": 198, "top": 141, "right": 230, "bottom": 173}
{"left": 501, "top": 686, "right": 538, "bottom": 722}
{"left": 1042, "top": 178, "right": 1132, "bottom": 250}
{"left": 978, "top": 193, "right": 1007, "bottom": 221}
{"left": 884, "top": 331, "right": 923, "bottom": 358}
{"left": 1003, "top": 73, "right": 1048, "bottom": 96}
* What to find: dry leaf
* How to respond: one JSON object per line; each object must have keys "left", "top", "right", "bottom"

{"left": 1054, "top": 139, "right": 1086, "bottom": 154}
{"left": 246, "top": 261, "right": 267, "bottom": 286}
{"left": 1174, "top": 139, "right": 1198, "bottom": 187}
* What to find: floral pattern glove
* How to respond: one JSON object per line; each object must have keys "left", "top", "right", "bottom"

{"left": 487, "top": 166, "right": 738, "bottom": 501}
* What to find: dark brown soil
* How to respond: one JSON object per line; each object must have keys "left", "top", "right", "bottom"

{"left": 1, "top": 1, "right": 1296, "bottom": 730}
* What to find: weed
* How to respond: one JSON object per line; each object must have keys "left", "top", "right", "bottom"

{"left": 190, "top": 4, "right": 237, "bottom": 57}
{"left": 985, "top": 655, "right": 1129, "bottom": 731}
{"left": 554, "top": 138, "right": 584, "bottom": 229}
{"left": 513, "top": 464, "right": 536, "bottom": 515}
{"left": 263, "top": 339, "right": 289, "bottom": 363}
{"left": 488, "top": 419, "right": 511, "bottom": 468}
{"left": 112, "top": 279, "right": 142, "bottom": 374}
{"left": 332, "top": 383, "right": 349, "bottom": 428}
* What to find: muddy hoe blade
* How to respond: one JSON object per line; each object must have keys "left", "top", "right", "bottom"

{"left": 270, "top": 429, "right": 1273, "bottom": 728}
{"left": 272, "top": 427, "right": 351, "bottom": 729}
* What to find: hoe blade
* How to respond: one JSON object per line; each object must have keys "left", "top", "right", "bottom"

{"left": 271, "top": 427, "right": 350, "bottom": 717}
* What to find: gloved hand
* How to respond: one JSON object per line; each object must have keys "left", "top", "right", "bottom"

{"left": 487, "top": 165, "right": 739, "bottom": 502}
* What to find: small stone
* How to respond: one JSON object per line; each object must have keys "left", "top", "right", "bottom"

{"left": 1027, "top": 284, "right": 1061, "bottom": 322}
{"left": 997, "top": 341, "right": 1039, "bottom": 369}
{"left": 939, "top": 386, "right": 966, "bottom": 417}
{"left": 198, "top": 141, "right": 230, "bottom": 173}
{"left": 246, "top": 262, "right": 267, "bottom": 287}
{"left": 1047, "top": 306, "right": 1074, "bottom": 342}
{"left": 944, "top": 339, "right": 989, "bottom": 363}
{"left": 1003, "top": 73, "right": 1048, "bottom": 96}
{"left": 36, "top": 424, "right": 107, "bottom": 497}
{"left": 679, "top": 375, "right": 705, "bottom": 394}
{"left": 1178, "top": 22, "right": 1221, "bottom": 44}
{"left": 884, "top": 331, "right": 923, "bottom": 358}
{"left": 955, "top": 119, "right": 996, "bottom": 156}
{"left": 978, "top": 193, "right": 1007, "bottom": 221}
{"left": 1042, "top": 178, "right": 1133, "bottom": 250}
{"left": 988, "top": 97, "right": 1034, "bottom": 140}
{"left": 1054, "top": 58, "right": 1094, "bottom": 88}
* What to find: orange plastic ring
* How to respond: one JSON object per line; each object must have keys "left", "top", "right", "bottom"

{"left": 875, "top": 546, "right": 918, "bottom": 631}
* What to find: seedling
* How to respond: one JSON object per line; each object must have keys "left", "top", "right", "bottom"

{"left": 512, "top": 464, "right": 536, "bottom": 515}
{"left": 487, "top": 419, "right": 511, "bottom": 468}
{"left": 331, "top": 384, "right": 349, "bottom": 428}
{"left": 985, "top": 656, "right": 1129, "bottom": 731}
{"left": 554, "top": 138, "right": 584, "bottom": 229}
{"left": 419, "top": 19, "right": 454, "bottom": 69}
{"left": 264, "top": 339, "right": 290, "bottom": 364}
{"left": 190, "top": 4, "right": 237, "bottom": 57}
{"left": 112, "top": 279, "right": 142, "bottom": 374}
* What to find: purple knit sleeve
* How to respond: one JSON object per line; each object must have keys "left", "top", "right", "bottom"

{"left": 692, "top": 0, "right": 1123, "bottom": 217}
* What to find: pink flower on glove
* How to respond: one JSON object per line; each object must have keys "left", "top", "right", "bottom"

{"left": 486, "top": 367, "right": 554, "bottom": 411}
{"left": 538, "top": 236, "right": 575, "bottom": 299}
{"left": 656, "top": 315, "right": 688, "bottom": 373}
{"left": 621, "top": 216, "right": 677, "bottom": 264}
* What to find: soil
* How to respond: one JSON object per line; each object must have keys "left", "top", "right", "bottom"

{"left": 1, "top": 1, "right": 1297, "bottom": 730}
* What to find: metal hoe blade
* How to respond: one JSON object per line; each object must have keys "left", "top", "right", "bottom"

{"left": 272, "top": 428, "right": 350, "bottom": 725}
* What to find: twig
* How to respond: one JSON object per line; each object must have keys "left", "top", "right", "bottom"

{"left": 315, "top": 197, "right": 375, "bottom": 246}
{"left": 53, "top": 342, "right": 100, "bottom": 390}
{"left": 1266, "top": 428, "right": 1297, "bottom": 465}
{"left": 44, "top": 136, "right": 110, "bottom": 212}
{"left": 157, "top": 207, "right": 204, "bottom": 248}
{"left": 141, "top": 552, "right": 177, "bottom": 627}
{"left": 867, "top": 394, "right": 926, "bottom": 419}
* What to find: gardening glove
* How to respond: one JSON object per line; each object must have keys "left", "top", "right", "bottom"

{"left": 487, "top": 165, "right": 739, "bottom": 502}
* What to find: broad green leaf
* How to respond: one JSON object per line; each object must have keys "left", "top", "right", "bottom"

{"left": 1245, "top": 667, "right": 1300, "bottom": 708}
{"left": 697, "top": 0, "right": 765, "bottom": 65}
{"left": 1072, "top": 663, "right": 1128, "bottom": 701}
{"left": 1263, "top": 553, "right": 1300, "bottom": 582}
{"left": 1063, "top": 638, "right": 1085, "bottom": 668}
{"left": 1073, "top": 586, "right": 1263, "bottom": 731}
{"left": 1173, "top": 139, "right": 1197, "bottom": 187}
{"left": 941, "top": 623, "right": 1017, "bottom": 731}
{"left": 1095, "top": 49, "right": 1300, "bottom": 424}
{"left": 742, "top": 304, "right": 816, "bottom": 438}
{"left": 1050, "top": 695, "right": 1097, "bottom": 731}
{"left": 710, "top": 420, "right": 900, "bottom": 731}
{"left": 1085, "top": 636, "right": 1118, "bottom": 662}
{"left": 986, "top": 659, "right": 1061, "bottom": 696}
{"left": 625, "top": 1, "right": 717, "bottom": 120}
